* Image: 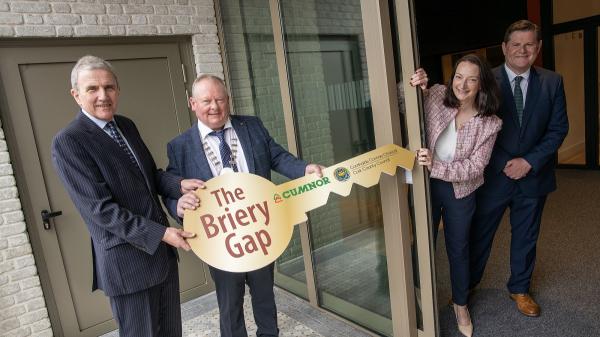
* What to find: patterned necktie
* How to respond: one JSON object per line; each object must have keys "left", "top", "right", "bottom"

{"left": 105, "top": 121, "right": 141, "bottom": 170}
{"left": 210, "top": 129, "right": 238, "bottom": 172}
{"left": 514, "top": 75, "right": 524, "bottom": 126}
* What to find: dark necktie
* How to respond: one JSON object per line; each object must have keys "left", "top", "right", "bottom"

{"left": 105, "top": 121, "right": 141, "bottom": 170}
{"left": 514, "top": 75, "right": 524, "bottom": 126}
{"left": 210, "top": 129, "right": 238, "bottom": 172}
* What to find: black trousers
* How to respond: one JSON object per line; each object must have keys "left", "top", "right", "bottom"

{"left": 470, "top": 185, "right": 547, "bottom": 294}
{"left": 430, "top": 179, "right": 476, "bottom": 305}
{"left": 210, "top": 263, "right": 278, "bottom": 337}
{"left": 109, "top": 259, "right": 181, "bottom": 337}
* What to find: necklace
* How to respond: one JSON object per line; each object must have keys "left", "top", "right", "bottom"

{"left": 202, "top": 130, "right": 239, "bottom": 175}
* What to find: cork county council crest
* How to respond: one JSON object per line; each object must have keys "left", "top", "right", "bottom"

{"left": 334, "top": 167, "right": 351, "bottom": 182}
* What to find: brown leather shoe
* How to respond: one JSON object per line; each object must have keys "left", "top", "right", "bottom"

{"left": 509, "top": 293, "right": 540, "bottom": 317}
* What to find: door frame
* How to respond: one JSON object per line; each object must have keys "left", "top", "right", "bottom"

{"left": 0, "top": 37, "right": 203, "bottom": 337}
{"left": 216, "top": 0, "right": 437, "bottom": 336}
{"left": 541, "top": 4, "right": 600, "bottom": 169}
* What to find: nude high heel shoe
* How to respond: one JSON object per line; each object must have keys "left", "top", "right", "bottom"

{"left": 453, "top": 304, "right": 473, "bottom": 337}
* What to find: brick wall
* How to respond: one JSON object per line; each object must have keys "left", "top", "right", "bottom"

{"left": 0, "top": 1, "right": 221, "bottom": 336}
{"left": 0, "top": 0, "right": 222, "bottom": 76}
{"left": 0, "top": 121, "right": 52, "bottom": 337}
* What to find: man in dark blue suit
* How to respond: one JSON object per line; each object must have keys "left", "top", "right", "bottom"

{"left": 166, "top": 74, "right": 322, "bottom": 337}
{"left": 52, "top": 55, "right": 202, "bottom": 336}
{"left": 469, "top": 20, "right": 569, "bottom": 317}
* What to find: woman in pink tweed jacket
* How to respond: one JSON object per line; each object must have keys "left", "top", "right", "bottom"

{"left": 411, "top": 54, "right": 502, "bottom": 337}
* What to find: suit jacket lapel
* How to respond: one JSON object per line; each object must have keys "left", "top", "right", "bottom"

{"left": 114, "top": 115, "right": 153, "bottom": 186}
{"left": 189, "top": 124, "right": 214, "bottom": 179}
{"left": 497, "top": 67, "right": 521, "bottom": 128}
{"left": 232, "top": 117, "right": 255, "bottom": 174}
{"left": 520, "top": 67, "right": 540, "bottom": 133}
{"left": 78, "top": 113, "right": 147, "bottom": 182}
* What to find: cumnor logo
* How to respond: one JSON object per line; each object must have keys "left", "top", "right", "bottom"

{"left": 274, "top": 193, "right": 283, "bottom": 203}
{"left": 334, "top": 167, "right": 351, "bottom": 182}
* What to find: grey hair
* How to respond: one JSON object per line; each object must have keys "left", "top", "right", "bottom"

{"left": 70, "top": 55, "right": 118, "bottom": 90}
{"left": 191, "top": 74, "right": 228, "bottom": 97}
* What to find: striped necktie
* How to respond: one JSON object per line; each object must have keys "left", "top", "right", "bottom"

{"left": 105, "top": 121, "right": 141, "bottom": 170}
{"left": 514, "top": 75, "right": 524, "bottom": 126}
{"left": 210, "top": 129, "right": 238, "bottom": 172}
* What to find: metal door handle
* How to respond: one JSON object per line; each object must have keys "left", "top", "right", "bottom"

{"left": 41, "top": 209, "right": 62, "bottom": 230}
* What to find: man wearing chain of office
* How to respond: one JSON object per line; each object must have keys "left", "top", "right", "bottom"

{"left": 164, "top": 74, "right": 323, "bottom": 337}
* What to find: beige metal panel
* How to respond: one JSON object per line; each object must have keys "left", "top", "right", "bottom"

{"left": 269, "top": 0, "right": 319, "bottom": 307}
{"left": 360, "top": 0, "right": 417, "bottom": 336}
{"left": 0, "top": 41, "right": 212, "bottom": 337}
{"left": 0, "top": 52, "right": 88, "bottom": 337}
{"left": 394, "top": 0, "right": 439, "bottom": 336}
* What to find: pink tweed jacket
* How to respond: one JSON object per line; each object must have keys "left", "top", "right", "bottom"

{"left": 424, "top": 84, "right": 502, "bottom": 199}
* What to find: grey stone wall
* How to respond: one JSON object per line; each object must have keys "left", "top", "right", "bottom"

{"left": 0, "top": 1, "right": 221, "bottom": 336}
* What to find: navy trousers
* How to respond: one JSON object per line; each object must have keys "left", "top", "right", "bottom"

{"left": 430, "top": 179, "right": 475, "bottom": 305}
{"left": 469, "top": 186, "right": 547, "bottom": 294}
{"left": 210, "top": 263, "right": 278, "bottom": 337}
{"left": 109, "top": 258, "right": 181, "bottom": 337}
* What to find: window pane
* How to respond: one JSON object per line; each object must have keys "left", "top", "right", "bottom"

{"left": 219, "top": 0, "right": 308, "bottom": 298}
{"left": 553, "top": 0, "right": 600, "bottom": 24}
{"left": 555, "top": 30, "right": 586, "bottom": 165}
{"left": 280, "top": 0, "right": 392, "bottom": 335}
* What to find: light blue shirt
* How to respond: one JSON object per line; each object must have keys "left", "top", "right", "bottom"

{"left": 504, "top": 64, "right": 530, "bottom": 108}
{"left": 80, "top": 109, "right": 142, "bottom": 167}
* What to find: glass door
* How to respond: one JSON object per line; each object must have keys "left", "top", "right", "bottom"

{"left": 218, "top": 0, "right": 436, "bottom": 336}
{"left": 551, "top": 1, "right": 600, "bottom": 168}
{"left": 277, "top": 0, "right": 393, "bottom": 333}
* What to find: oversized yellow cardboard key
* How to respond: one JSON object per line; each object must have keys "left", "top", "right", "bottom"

{"left": 183, "top": 144, "right": 414, "bottom": 273}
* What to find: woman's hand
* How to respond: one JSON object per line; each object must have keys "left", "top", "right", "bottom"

{"left": 417, "top": 148, "right": 432, "bottom": 171}
{"left": 410, "top": 68, "right": 429, "bottom": 91}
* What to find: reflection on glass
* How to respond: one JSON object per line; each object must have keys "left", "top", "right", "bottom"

{"left": 555, "top": 30, "right": 586, "bottom": 165}
{"left": 219, "top": 0, "right": 308, "bottom": 298}
{"left": 280, "top": 0, "right": 392, "bottom": 335}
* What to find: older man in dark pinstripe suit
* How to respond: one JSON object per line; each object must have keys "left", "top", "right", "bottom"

{"left": 51, "top": 55, "right": 202, "bottom": 337}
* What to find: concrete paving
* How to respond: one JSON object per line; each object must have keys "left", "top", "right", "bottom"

{"left": 101, "top": 287, "right": 373, "bottom": 337}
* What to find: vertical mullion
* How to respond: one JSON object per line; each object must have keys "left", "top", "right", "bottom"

{"left": 584, "top": 26, "right": 599, "bottom": 167}
{"left": 361, "top": 0, "right": 417, "bottom": 336}
{"left": 541, "top": 0, "right": 554, "bottom": 69}
{"left": 394, "top": 0, "right": 438, "bottom": 336}
{"left": 268, "top": 0, "right": 319, "bottom": 307}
